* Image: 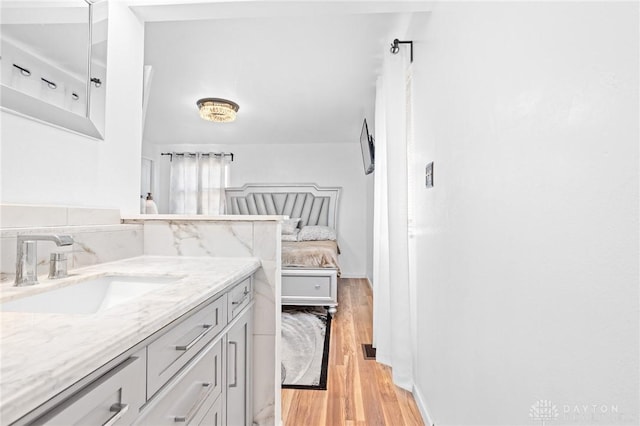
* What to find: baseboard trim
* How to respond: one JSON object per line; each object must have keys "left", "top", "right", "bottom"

{"left": 339, "top": 273, "right": 367, "bottom": 279}
{"left": 413, "top": 384, "right": 435, "bottom": 426}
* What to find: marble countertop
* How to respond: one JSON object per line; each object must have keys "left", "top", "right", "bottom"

{"left": 0, "top": 255, "right": 261, "bottom": 424}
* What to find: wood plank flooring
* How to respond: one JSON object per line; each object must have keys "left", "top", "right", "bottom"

{"left": 282, "top": 278, "right": 425, "bottom": 426}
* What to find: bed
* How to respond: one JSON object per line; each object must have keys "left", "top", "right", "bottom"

{"left": 225, "top": 184, "right": 341, "bottom": 315}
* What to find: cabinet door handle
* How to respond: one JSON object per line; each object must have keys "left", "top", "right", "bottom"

{"left": 175, "top": 324, "right": 212, "bottom": 351}
{"left": 174, "top": 383, "right": 213, "bottom": 423}
{"left": 232, "top": 289, "right": 250, "bottom": 306}
{"left": 103, "top": 403, "right": 129, "bottom": 426}
{"left": 228, "top": 341, "right": 238, "bottom": 388}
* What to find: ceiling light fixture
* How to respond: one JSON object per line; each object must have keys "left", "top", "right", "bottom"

{"left": 197, "top": 98, "right": 240, "bottom": 123}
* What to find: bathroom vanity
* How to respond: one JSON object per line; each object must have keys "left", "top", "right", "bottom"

{"left": 0, "top": 256, "right": 260, "bottom": 426}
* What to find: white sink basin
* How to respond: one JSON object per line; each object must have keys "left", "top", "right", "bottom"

{"left": 1, "top": 275, "right": 182, "bottom": 315}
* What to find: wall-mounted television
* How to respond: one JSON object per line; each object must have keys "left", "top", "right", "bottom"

{"left": 360, "top": 118, "right": 375, "bottom": 175}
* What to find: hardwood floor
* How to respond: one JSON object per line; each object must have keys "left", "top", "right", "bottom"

{"left": 282, "top": 278, "right": 425, "bottom": 426}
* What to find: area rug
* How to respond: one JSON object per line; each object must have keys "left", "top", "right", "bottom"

{"left": 281, "top": 307, "right": 332, "bottom": 390}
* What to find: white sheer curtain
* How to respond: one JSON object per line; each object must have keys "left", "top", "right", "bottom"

{"left": 169, "top": 153, "right": 228, "bottom": 215}
{"left": 372, "top": 49, "right": 415, "bottom": 391}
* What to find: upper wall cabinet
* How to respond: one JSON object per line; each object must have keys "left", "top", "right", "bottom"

{"left": 0, "top": 0, "right": 108, "bottom": 140}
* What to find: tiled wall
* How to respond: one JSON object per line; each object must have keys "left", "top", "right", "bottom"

{"left": 0, "top": 205, "right": 121, "bottom": 229}
{"left": 0, "top": 205, "right": 143, "bottom": 283}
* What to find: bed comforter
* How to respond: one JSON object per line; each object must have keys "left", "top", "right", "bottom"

{"left": 281, "top": 240, "right": 341, "bottom": 276}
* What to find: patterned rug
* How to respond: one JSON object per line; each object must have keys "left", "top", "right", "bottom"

{"left": 281, "top": 307, "right": 332, "bottom": 390}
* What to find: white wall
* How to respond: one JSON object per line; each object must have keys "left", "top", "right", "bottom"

{"left": 0, "top": 2, "right": 144, "bottom": 215}
{"left": 147, "top": 142, "right": 368, "bottom": 278}
{"left": 406, "top": 2, "right": 638, "bottom": 425}
{"left": 365, "top": 173, "right": 374, "bottom": 283}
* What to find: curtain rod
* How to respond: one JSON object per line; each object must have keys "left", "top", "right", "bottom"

{"left": 161, "top": 152, "right": 234, "bottom": 162}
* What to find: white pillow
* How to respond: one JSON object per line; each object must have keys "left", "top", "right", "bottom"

{"left": 281, "top": 229, "right": 300, "bottom": 242}
{"left": 281, "top": 218, "right": 301, "bottom": 235}
{"left": 298, "top": 225, "right": 336, "bottom": 241}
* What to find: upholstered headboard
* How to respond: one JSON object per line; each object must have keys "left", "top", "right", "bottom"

{"left": 225, "top": 184, "right": 341, "bottom": 229}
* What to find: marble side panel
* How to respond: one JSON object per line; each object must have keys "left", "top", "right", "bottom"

{"left": 252, "top": 261, "right": 279, "bottom": 336}
{"left": 143, "top": 221, "right": 253, "bottom": 257}
{"left": 230, "top": 222, "right": 254, "bottom": 251}
{"left": 253, "top": 334, "right": 280, "bottom": 426}
{"left": 252, "top": 222, "right": 280, "bottom": 262}
{"left": 0, "top": 205, "right": 67, "bottom": 228}
{"left": 251, "top": 223, "right": 280, "bottom": 336}
{"left": 67, "top": 207, "right": 121, "bottom": 226}
{"left": 250, "top": 222, "right": 280, "bottom": 426}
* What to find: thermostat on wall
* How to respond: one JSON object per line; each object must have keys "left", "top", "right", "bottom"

{"left": 425, "top": 162, "right": 434, "bottom": 188}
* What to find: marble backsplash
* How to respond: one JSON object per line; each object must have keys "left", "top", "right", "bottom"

{"left": 0, "top": 225, "right": 144, "bottom": 282}
{"left": 143, "top": 220, "right": 254, "bottom": 257}
{"left": 0, "top": 204, "right": 143, "bottom": 283}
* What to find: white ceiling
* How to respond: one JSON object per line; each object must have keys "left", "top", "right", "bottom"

{"left": 142, "top": 4, "right": 422, "bottom": 145}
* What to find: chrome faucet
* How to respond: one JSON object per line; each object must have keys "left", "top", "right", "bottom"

{"left": 15, "top": 235, "right": 74, "bottom": 286}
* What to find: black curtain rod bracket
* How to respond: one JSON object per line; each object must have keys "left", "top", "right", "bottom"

{"left": 390, "top": 39, "right": 413, "bottom": 63}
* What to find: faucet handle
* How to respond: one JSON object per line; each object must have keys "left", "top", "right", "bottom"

{"left": 49, "top": 252, "right": 68, "bottom": 280}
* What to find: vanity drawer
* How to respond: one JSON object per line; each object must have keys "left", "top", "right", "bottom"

{"left": 197, "top": 393, "right": 222, "bottom": 426}
{"left": 282, "top": 274, "right": 332, "bottom": 298}
{"left": 227, "top": 277, "right": 252, "bottom": 321}
{"left": 33, "top": 350, "right": 146, "bottom": 426}
{"left": 138, "top": 339, "right": 223, "bottom": 426}
{"left": 147, "top": 295, "right": 226, "bottom": 397}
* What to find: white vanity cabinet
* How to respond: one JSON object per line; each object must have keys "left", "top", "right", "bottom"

{"left": 146, "top": 295, "right": 227, "bottom": 398}
{"left": 28, "top": 350, "right": 146, "bottom": 426}
{"left": 138, "top": 277, "right": 254, "bottom": 426}
{"left": 137, "top": 339, "right": 224, "bottom": 425}
{"left": 226, "top": 307, "right": 253, "bottom": 426}
{"left": 16, "top": 275, "right": 254, "bottom": 426}
{"left": 198, "top": 394, "right": 223, "bottom": 426}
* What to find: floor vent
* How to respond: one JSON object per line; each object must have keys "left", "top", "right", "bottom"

{"left": 362, "top": 343, "right": 376, "bottom": 360}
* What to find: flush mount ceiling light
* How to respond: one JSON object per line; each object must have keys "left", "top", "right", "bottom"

{"left": 197, "top": 98, "right": 239, "bottom": 123}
